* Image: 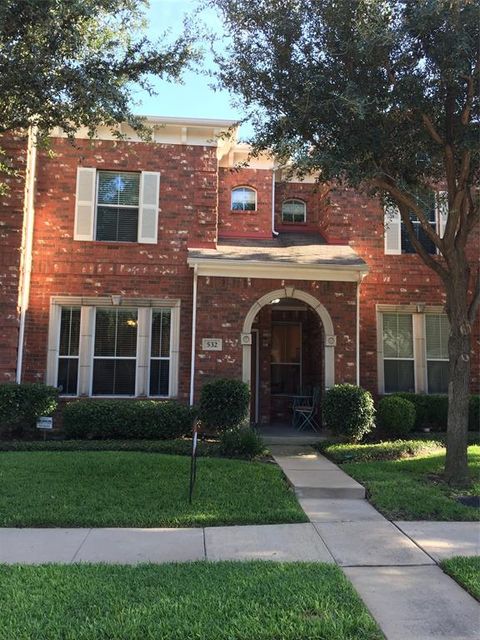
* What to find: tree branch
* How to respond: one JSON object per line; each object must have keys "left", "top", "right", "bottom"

{"left": 461, "top": 57, "right": 479, "bottom": 126}
{"left": 420, "top": 113, "right": 444, "bottom": 145}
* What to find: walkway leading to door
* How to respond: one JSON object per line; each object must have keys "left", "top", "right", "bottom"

{"left": 271, "top": 445, "right": 480, "bottom": 640}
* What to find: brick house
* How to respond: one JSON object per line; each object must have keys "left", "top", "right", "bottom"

{"left": 1, "top": 117, "right": 478, "bottom": 425}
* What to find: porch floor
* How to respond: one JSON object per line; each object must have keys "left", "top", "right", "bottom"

{"left": 258, "top": 422, "right": 329, "bottom": 446}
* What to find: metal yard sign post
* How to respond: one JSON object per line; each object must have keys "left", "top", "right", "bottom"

{"left": 189, "top": 419, "right": 200, "bottom": 503}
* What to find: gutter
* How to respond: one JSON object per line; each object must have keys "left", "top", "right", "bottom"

{"left": 16, "top": 125, "right": 38, "bottom": 383}
{"left": 356, "top": 274, "right": 366, "bottom": 386}
{"left": 189, "top": 263, "right": 198, "bottom": 406}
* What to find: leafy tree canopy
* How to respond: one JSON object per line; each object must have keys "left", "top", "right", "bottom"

{"left": 0, "top": 0, "right": 194, "bottom": 137}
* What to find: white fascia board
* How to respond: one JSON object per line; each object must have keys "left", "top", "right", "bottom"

{"left": 187, "top": 257, "right": 369, "bottom": 282}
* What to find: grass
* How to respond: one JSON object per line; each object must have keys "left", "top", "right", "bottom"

{"left": 330, "top": 444, "right": 480, "bottom": 521}
{"left": 0, "top": 562, "right": 383, "bottom": 640}
{"left": 318, "top": 439, "right": 445, "bottom": 462}
{"left": 0, "top": 451, "right": 307, "bottom": 527}
{"left": 441, "top": 556, "right": 480, "bottom": 601}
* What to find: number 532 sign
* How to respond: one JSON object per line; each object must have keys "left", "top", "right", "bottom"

{"left": 202, "top": 338, "right": 223, "bottom": 351}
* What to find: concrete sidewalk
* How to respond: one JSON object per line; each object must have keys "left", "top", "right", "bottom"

{"left": 272, "top": 446, "right": 480, "bottom": 640}
{"left": 2, "top": 446, "right": 479, "bottom": 639}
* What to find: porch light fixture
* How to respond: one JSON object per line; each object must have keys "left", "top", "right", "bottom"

{"left": 270, "top": 298, "right": 281, "bottom": 304}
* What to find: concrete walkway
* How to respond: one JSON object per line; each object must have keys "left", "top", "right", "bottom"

{"left": 271, "top": 446, "right": 480, "bottom": 640}
{"left": 2, "top": 446, "right": 479, "bottom": 639}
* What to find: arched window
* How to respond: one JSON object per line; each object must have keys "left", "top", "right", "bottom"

{"left": 282, "top": 199, "right": 306, "bottom": 223}
{"left": 231, "top": 186, "right": 257, "bottom": 211}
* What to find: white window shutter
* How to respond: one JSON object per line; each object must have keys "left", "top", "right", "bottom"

{"left": 384, "top": 204, "right": 401, "bottom": 255}
{"left": 139, "top": 171, "right": 160, "bottom": 244}
{"left": 436, "top": 191, "right": 448, "bottom": 238}
{"left": 74, "top": 167, "right": 96, "bottom": 241}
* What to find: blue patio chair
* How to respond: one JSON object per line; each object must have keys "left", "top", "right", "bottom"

{"left": 294, "top": 387, "right": 321, "bottom": 432}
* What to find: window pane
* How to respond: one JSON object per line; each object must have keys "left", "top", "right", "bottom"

{"left": 59, "top": 308, "right": 80, "bottom": 356}
{"left": 426, "top": 314, "right": 449, "bottom": 359}
{"left": 384, "top": 360, "right": 415, "bottom": 393}
{"left": 96, "top": 206, "right": 138, "bottom": 242}
{"left": 232, "top": 187, "right": 256, "bottom": 211}
{"left": 116, "top": 310, "right": 138, "bottom": 357}
{"left": 149, "top": 360, "right": 170, "bottom": 396}
{"left": 427, "top": 361, "right": 449, "bottom": 394}
{"left": 57, "top": 359, "right": 78, "bottom": 395}
{"left": 383, "top": 314, "right": 413, "bottom": 358}
{"left": 97, "top": 172, "right": 139, "bottom": 206}
{"left": 151, "top": 310, "right": 171, "bottom": 358}
{"left": 95, "top": 309, "right": 137, "bottom": 357}
{"left": 282, "top": 200, "right": 306, "bottom": 222}
{"left": 271, "top": 364, "right": 301, "bottom": 395}
{"left": 92, "top": 359, "right": 136, "bottom": 395}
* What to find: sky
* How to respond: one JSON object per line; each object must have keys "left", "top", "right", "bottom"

{"left": 133, "top": 0, "right": 249, "bottom": 133}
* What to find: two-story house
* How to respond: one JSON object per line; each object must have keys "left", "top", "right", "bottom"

{"left": 1, "top": 116, "right": 478, "bottom": 425}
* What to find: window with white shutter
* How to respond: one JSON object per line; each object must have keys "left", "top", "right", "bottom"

{"left": 96, "top": 171, "right": 140, "bottom": 242}
{"left": 74, "top": 167, "right": 96, "bottom": 240}
{"left": 426, "top": 314, "right": 449, "bottom": 394}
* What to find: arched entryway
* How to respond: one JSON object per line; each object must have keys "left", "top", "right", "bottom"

{"left": 241, "top": 287, "right": 336, "bottom": 424}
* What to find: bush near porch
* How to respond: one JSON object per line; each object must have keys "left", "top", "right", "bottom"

{"left": 387, "top": 393, "right": 479, "bottom": 432}
{"left": 0, "top": 383, "right": 58, "bottom": 437}
{"left": 0, "top": 451, "right": 306, "bottom": 527}
{"left": 318, "top": 441, "right": 480, "bottom": 521}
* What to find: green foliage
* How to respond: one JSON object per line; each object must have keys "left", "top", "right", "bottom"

{"left": 63, "top": 400, "right": 196, "bottom": 440}
{"left": 377, "top": 396, "right": 415, "bottom": 437}
{"left": 392, "top": 394, "right": 479, "bottom": 432}
{"left": 0, "top": 383, "right": 58, "bottom": 436}
{"left": 318, "top": 439, "right": 444, "bottom": 463}
{"left": 323, "top": 384, "right": 375, "bottom": 442}
{"left": 198, "top": 378, "right": 250, "bottom": 432}
{"left": 0, "top": 563, "right": 382, "bottom": 640}
{"left": 219, "top": 426, "right": 265, "bottom": 459}
{"left": 0, "top": 1, "right": 193, "bottom": 138}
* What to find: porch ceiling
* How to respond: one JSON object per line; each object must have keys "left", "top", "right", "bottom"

{"left": 188, "top": 233, "right": 368, "bottom": 282}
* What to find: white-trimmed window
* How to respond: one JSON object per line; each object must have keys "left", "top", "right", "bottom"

{"left": 384, "top": 191, "right": 448, "bottom": 255}
{"left": 378, "top": 307, "right": 450, "bottom": 394}
{"left": 74, "top": 168, "right": 160, "bottom": 244}
{"left": 382, "top": 313, "right": 415, "bottom": 393}
{"left": 426, "top": 314, "right": 450, "bottom": 394}
{"left": 96, "top": 171, "right": 140, "bottom": 242}
{"left": 231, "top": 186, "right": 256, "bottom": 211}
{"left": 47, "top": 297, "right": 180, "bottom": 397}
{"left": 281, "top": 199, "right": 306, "bottom": 223}
{"left": 57, "top": 307, "right": 80, "bottom": 395}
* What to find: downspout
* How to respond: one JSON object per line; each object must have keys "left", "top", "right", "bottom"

{"left": 271, "top": 163, "right": 278, "bottom": 236}
{"left": 16, "top": 125, "right": 38, "bottom": 383}
{"left": 189, "top": 263, "right": 198, "bottom": 406}
{"left": 356, "top": 276, "right": 362, "bottom": 386}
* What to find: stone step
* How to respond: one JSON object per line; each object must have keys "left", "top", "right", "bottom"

{"left": 284, "top": 467, "right": 366, "bottom": 500}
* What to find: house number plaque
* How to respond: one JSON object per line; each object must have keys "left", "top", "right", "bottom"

{"left": 202, "top": 338, "right": 223, "bottom": 351}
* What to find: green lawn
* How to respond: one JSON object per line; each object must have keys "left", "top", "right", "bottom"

{"left": 337, "top": 445, "right": 479, "bottom": 521}
{"left": 0, "top": 562, "right": 383, "bottom": 640}
{"left": 0, "top": 451, "right": 307, "bottom": 527}
{"left": 441, "top": 556, "right": 480, "bottom": 601}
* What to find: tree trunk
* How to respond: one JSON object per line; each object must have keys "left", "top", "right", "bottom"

{"left": 444, "top": 278, "right": 472, "bottom": 487}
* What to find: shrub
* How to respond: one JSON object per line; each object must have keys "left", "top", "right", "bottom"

{"left": 322, "top": 384, "right": 375, "bottom": 442}
{"left": 219, "top": 425, "right": 265, "bottom": 459}
{"left": 63, "top": 400, "right": 196, "bottom": 440}
{"left": 0, "top": 383, "right": 59, "bottom": 437}
{"left": 198, "top": 378, "right": 250, "bottom": 432}
{"left": 377, "top": 396, "right": 415, "bottom": 437}
{"left": 393, "top": 393, "right": 479, "bottom": 432}
{"left": 317, "top": 439, "right": 444, "bottom": 462}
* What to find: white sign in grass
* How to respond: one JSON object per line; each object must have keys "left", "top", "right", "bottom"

{"left": 36, "top": 416, "right": 53, "bottom": 430}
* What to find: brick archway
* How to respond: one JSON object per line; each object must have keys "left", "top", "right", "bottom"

{"left": 241, "top": 286, "right": 336, "bottom": 390}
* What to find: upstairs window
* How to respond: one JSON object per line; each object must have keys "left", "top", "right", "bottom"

{"left": 282, "top": 199, "right": 306, "bottom": 223}
{"left": 231, "top": 186, "right": 256, "bottom": 211}
{"left": 96, "top": 171, "right": 140, "bottom": 242}
{"left": 384, "top": 191, "right": 448, "bottom": 255}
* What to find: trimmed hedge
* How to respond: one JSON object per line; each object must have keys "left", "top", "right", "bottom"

{"left": 198, "top": 378, "right": 250, "bottom": 432}
{"left": 219, "top": 426, "right": 265, "bottom": 459}
{"left": 377, "top": 396, "right": 415, "bottom": 437}
{"left": 317, "top": 439, "right": 445, "bottom": 463}
{"left": 392, "top": 393, "right": 479, "bottom": 431}
{"left": 0, "top": 383, "right": 59, "bottom": 436}
{"left": 323, "top": 384, "right": 375, "bottom": 443}
{"left": 63, "top": 400, "right": 196, "bottom": 440}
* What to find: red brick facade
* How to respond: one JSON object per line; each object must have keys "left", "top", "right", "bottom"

{"left": 1, "top": 119, "right": 478, "bottom": 424}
